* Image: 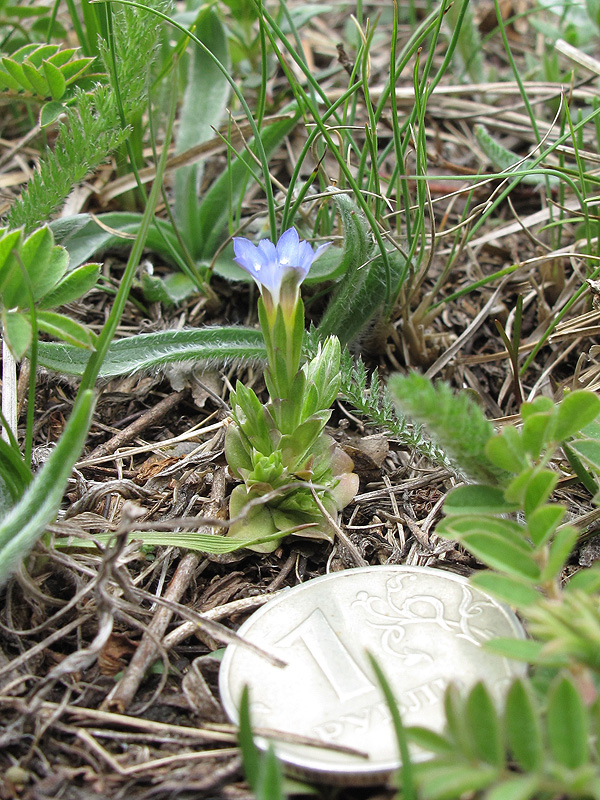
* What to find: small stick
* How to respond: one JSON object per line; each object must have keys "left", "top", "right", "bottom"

{"left": 87, "top": 390, "right": 186, "bottom": 461}
{"left": 309, "top": 486, "right": 368, "bottom": 568}
{"left": 102, "top": 468, "right": 227, "bottom": 712}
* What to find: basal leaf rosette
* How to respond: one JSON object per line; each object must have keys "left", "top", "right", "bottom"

{"left": 227, "top": 432, "right": 359, "bottom": 553}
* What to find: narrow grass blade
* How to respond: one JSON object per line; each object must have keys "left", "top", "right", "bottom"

{"left": 0, "top": 390, "right": 95, "bottom": 585}
{"left": 368, "top": 652, "right": 416, "bottom": 800}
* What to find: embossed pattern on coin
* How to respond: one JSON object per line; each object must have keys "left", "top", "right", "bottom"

{"left": 219, "top": 566, "right": 527, "bottom": 784}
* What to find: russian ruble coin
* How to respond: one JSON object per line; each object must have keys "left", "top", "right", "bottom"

{"left": 219, "top": 565, "right": 527, "bottom": 784}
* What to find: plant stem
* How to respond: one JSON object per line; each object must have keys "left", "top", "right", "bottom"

{"left": 1, "top": 338, "right": 17, "bottom": 444}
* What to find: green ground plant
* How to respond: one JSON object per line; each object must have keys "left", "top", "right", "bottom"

{"left": 2, "top": 0, "right": 600, "bottom": 795}
{"left": 390, "top": 374, "right": 600, "bottom": 799}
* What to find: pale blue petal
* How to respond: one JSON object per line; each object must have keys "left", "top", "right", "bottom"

{"left": 233, "top": 237, "right": 263, "bottom": 280}
{"left": 312, "top": 242, "right": 332, "bottom": 262}
{"left": 297, "top": 240, "right": 316, "bottom": 273}
{"left": 276, "top": 228, "right": 300, "bottom": 266}
{"left": 257, "top": 238, "right": 277, "bottom": 263}
{"left": 233, "top": 229, "right": 332, "bottom": 298}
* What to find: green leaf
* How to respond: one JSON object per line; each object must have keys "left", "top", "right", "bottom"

{"left": 546, "top": 676, "right": 589, "bottom": 769}
{"left": 255, "top": 744, "right": 285, "bottom": 800}
{"left": 524, "top": 469, "right": 557, "bottom": 516}
{"left": 565, "top": 566, "right": 600, "bottom": 594}
{"left": 443, "top": 684, "right": 472, "bottom": 756}
{"left": 37, "top": 262, "right": 100, "bottom": 309}
{"left": 174, "top": 7, "right": 230, "bottom": 255}
{"left": 224, "top": 420, "right": 253, "bottom": 480}
{"left": 570, "top": 438, "right": 600, "bottom": 474}
{"left": 527, "top": 504, "right": 565, "bottom": 548}
{"left": 2, "top": 226, "right": 54, "bottom": 308}
{"left": 521, "top": 396, "right": 555, "bottom": 418}
{"left": 460, "top": 532, "right": 540, "bottom": 578}
{"left": 504, "top": 467, "right": 536, "bottom": 506}
{"left": 140, "top": 271, "right": 197, "bottom": 306}
{"left": 302, "top": 336, "right": 341, "bottom": 412}
{"left": 439, "top": 513, "right": 532, "bottom": 552}
{"left": 417, "top": 763, "right": 498, "bottom": 800}
{"left": 57, "top": 56, "right": 94, "bottom": 85}
{"left": 466, "top": 682, "right": 503, "bottom": 766}
{"left": 469, "top": 572, "right": 540, "bottom": 608}
{"left": 484, "top": 775, "right": 539, "bottom": 800}
{"left": 42, "top": 59, "right": 66, "bottom": 100}
{"left": 31, "top": 243, "right": 69, "bottom": 302}
{"left": 21, "top": 61, "right": 48, "bottom": 96}
{"left": 368, "top": 654, "right": 416, "bottom": 800}
{"left": 3, "top": 310, "right": 32, "bottom": 360}
{"left": 504, "top": 680, "right": 543, "bottom": 771}
{"left": 443, "top": 484, "right": 518, "bottom": 515}
{"left": 485, "top": 637, "right": 567, "bottom": 666}
{"left": 405, "top": 727, "right": 454, "bottom": 755}
{"left": 23, "top": 44, "right": 57, "bottom": 67}
{"left": 0, "top": 437, "right": 32, "bottom": 503}
{"left": 521, "top": 412, "right": 556, "bottom": 461}
{"left": 0, "top": 391, "right": 95, "bottom": 585}
{"left": 45, "top": 47, "right": 75, "bottom": 68}
{"left": 35, "top": 310, "right": 96, "bottom": 349}
{"left": 36, "top": 326, "right": 266, "bottom": 378}
{"left": 485, "top": 427, "right": 527, "bottom": 473}
{"left": 50, "top": 212, "right": 183, "bottom": 269}
{"left": 238, "top": 686, "right": 260, "bottom": 791}
{"left": 40, "top": 100, "right": 66, "bottom": 128}
{"left": 555, "top": 391, "right": 600, "bottom": 442}
{"left": 0, "top": 66, "right": 22, "bottom": 91}
{"left": 60, "top": 528, "right": 286, "bottom": 554}
{"left": 1, "top": 56, "right": 33, "bottom": 91}
{"left": 0, "top": 229, "right": 22, "bottom": 290}
{"left": 540, "top": 525, "right": 579, "bottom": 581}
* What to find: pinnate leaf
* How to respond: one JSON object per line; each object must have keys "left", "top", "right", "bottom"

{"left": 2, "top": 310, "right": 32, "bottom": 360}
{"left": 35, "top": 311, "right": 96, "bottom": 349}
{"left": 469, "top": 572, "right": 539, "bottom": 607}
{"left": 555, "top": 391, "right": 600, "bottom": 442}
{"left": 466, "top": 682, "right": 503, "bottom": 766}
{"left": 546, "top": 676, "right": 589, "bottom": 769}
{"left": 527, "top": 503, "right": 565, "bottom": 547}
{"left": 523, "top": 469, "right": 557, "bottom": 516}
{"left": 42, "top": 59, "right": 66, "bottom": 100}
{"left": 484, "top": 775, "right": 539, "bottom": 800}
{"left": 38, "top": 262, "right": 100, "bottom": 309}
{"left": 443, "top": 484, "right": 518, "bottom": 515}
{"left": 540, "top": 525, "right": 579, "bottom": 581}
{"left": 460, "top": 532, "right": 540, "bottom": 579}
{"left": 485, "top": 427, "right": 526, "bottom": 473}
{"left": 504, "top": 680, "right": 543, "bottom": 771}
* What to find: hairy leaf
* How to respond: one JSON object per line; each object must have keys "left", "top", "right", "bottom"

{"left": 0, "top": 391, "right": 95, "bottom": 585}
{"left": 36, "top": 327, "right": 266, "bottom": 378}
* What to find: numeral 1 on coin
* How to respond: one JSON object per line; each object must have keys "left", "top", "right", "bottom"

{"left": 276, "top": 608, "right": 375, "bottom": 703}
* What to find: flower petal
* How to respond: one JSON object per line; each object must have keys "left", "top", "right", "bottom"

{"left": 276, "top": 228, "right": 300, "bottom": 265}
{"left": 233, "top": 237, "right": 264, "bottom": 280}
{"left": 233, "top": 228, "right": 332, "bottom": 300}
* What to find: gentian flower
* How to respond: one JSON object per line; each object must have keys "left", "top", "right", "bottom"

{"left": 233, "top": 228, "right": 330, "bottom": 314}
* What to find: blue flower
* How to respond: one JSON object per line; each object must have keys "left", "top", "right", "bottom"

{"left": 233, "top": 228, "right": 330, "bottom": 307}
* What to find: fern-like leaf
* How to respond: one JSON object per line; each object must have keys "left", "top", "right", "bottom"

{"left": 388, "top": 372, "right": 507, "bottom": 483}
{"left": 7, "top": 86, "right": 128, "bottom": 232}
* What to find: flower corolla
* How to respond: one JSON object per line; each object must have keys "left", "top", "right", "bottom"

{"left": 233, "top": 227, "right": 330, "bottom": 310}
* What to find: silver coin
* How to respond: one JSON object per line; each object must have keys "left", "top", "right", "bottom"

{"left": 219, "top": 565, "right": 526, "bottom": 784}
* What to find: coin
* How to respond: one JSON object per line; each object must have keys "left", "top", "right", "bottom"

{"left": 219, "top": 565, "right": 526, "bottom": 784}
